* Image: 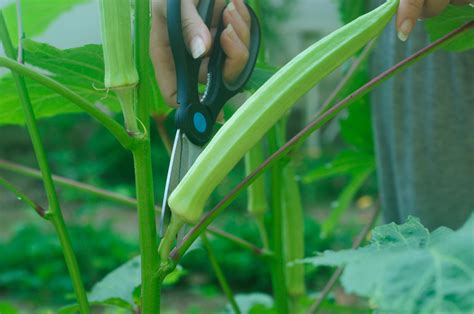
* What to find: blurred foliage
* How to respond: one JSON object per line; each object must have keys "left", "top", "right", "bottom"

{"left": 0, "top": 222, "right": 137, "bottom": 305}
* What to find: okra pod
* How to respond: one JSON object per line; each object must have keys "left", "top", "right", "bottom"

{"left": 168, "top": 0, "right": 399, "bottom": 224}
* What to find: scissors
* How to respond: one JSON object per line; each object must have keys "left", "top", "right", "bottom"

{"left": 160, "top": 0, "right": 261, "bottom": 236}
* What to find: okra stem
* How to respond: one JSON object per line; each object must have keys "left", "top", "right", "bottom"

{"left": 0, "top": 175, "right": 46, "bottom": 218}
{"left": 268, "top": 127, "right": 289, "bottom": 314}
{"left": 133, "top": 0, "right": 161, "bottom": 312}
{"left": 202, "top": 233, "right": 241, "bottom": 314}
{"left": 0, "top": 11, "right": 90, "bottom": 313}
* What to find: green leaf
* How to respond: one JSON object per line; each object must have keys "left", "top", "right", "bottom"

{"left": 425, "top": 4, "right": 474, "bottom": 52}
{"left": 302, "top": 214, "right": 474, "bottom": 313}
{"left": 336, "top": 0, "right": 367, "bottom": 24}
{"left": 0, "top": 40, "right": 120, "bottom": 125}
{"left": 228, "top": 293, "right": 274, "bottom": 314}
{"left": 88, "top": 256, "right": 186, "bottom": 308}
{"left": 2, "top": 0, "right": 92, "bottom": 45}
{"left": 244, "top": 63, "right": 277, "bottom": 93}
{"left": 88, "top": 256, "right": 140, "bottom": 308}
{"left": 303, "top": 150, "right": 375, "bottom": 183}
{"left": 337, "top": 59, "right": 374, "bottom": 153}
{"left": 321, "top": 166, "right": 374, "bottom": 238}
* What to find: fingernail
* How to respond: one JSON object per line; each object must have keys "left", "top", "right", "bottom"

{"left": 397, "top": 19, "right": 413, "bottom": 42}
{"left": 190, "top": 36, "right": 206, "bottom": 59}
{"left": 225, "top": 23, "right": 235, "bottom": 36}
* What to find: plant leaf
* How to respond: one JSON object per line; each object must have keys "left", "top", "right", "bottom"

{"left": 88, "top": 256, "right": 186, "bottom": 308}
{"left": 88, "top": 256, "right": 140, "bottom": 308}
{"left": 302, "top": 214, "right": 474, "bottom": 313}
{"left": 336, "top": 0, "right": 367, "bottom": 24}
{"left": 0, "top": 40, "right": 120, "bottom": 125}
{"left": 1, "top": 0, "right": 92, "bottom": 45}
{"left": 425, "top": 4, "right": 474, "bottom": 52}
{"left": 228, "top": 293, "right": 274, "bottom": 314}
{"left": 321, "top": 166, "right": 374, "bottom": 238}
{"left": 244, "top": 63, "right": 277, "bottom": 93}
{"left": 303, "top": 150, "right": 375, "bottom": 183}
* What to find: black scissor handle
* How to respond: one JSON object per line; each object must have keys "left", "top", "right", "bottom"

{"left": 167, "top": 0, "right": 260, "bottom": 146}
{"left": 202, "top": 2, "right": 260, "bottom": 120}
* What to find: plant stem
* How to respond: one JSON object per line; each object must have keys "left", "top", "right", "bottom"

{"left": 0, "top": 158, "right": 155, "bottom": 209}
{"left": 133, "top": 0, "right": 161, "bottom": 312}
{"left": 169, "top": 21, "right": 472, "bottom": 262}
{"left": 202, "top": 233, "right": 241, "bottom": 314}
{"left": 254, "top": 215, "right": 270, "bottom": 249}
{"left": 307, "top": 203, "right": 381, "bottom": 314}
{"left": 0, "top": 56, "right": 133, "bottom": 149}
{"left": 0, "top": 175, "right": 46, "bottom": 218}
{"left": 0, "top": 11, "right": 90, "bottom": 313}
{"left": 207, "top": 226, "right": 270, "bottom": 257}
{"left": 281, "top": 162, "right": 306, "bottom": 312}
{"left": 267, "top": 126, "right": 289, "bottom": 314}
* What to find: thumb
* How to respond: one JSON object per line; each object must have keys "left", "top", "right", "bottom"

{"left": 182, "top": 0, "right": 212, "bottom": 59}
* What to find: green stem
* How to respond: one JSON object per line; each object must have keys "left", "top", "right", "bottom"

{"left": 201, "top": 233, "right": 241, "bottom": 314}
{"left": 254, "top": 215, "right": 270, "bottom": 249}
{"left": 0, "top": 56, "right": 133, "bottom": 149}
{"left": 133, "top": 0, "right": 161, "bottom": 312}
{"left": 281, "top": 162, "right": 306, "bottom": 312}
{"left": 158, "top": 215, "right": 184, "bottom": 263}
{"left": 115, "top": 87, "right": 140, "bottom": 135}
{"left": 0, "top": 11, "right": 90, "bottom": 314}
{"left": 268, "top": 126, "right": 289, "bottom": 314}
{"left": 169, "top": 22, "right": 472, "bottom": 262}
{"left": 0, "top": 175, "right": 46, "bottom": 218}
{"left": 246, "top": 0, "right": 270, "bottom": 252}
{"left": 207, "top": 226, "right": 271, "bottom": 256}
{"left": 0, "top": 158, "right": 155, "bottom": 210}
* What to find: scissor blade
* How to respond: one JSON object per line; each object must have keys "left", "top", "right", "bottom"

{"left": 160, "top": 130, "right": 203, "bottom": 237}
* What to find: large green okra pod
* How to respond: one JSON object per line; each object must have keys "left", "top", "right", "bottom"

{"left": 169, "top": 0, "right": 399, "bottom": 224}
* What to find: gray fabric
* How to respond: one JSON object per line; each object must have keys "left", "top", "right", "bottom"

{"left": 369, "top": 13, "right": 474, "bottom": 230}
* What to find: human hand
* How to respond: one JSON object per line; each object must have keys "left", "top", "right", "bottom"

{"left": 150, "top": 0, "right": 251, "bottom": 106}
{"left": 397, "top": 0, "right": 473, "bottom": 41}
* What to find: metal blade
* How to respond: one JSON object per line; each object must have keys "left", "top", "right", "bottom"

{"left": 160, "top": 130, "right": 203, "bottom": 237}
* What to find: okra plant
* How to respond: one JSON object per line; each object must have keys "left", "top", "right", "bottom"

{"left": 0, "top": 0, "right": 472, "bottom": 313}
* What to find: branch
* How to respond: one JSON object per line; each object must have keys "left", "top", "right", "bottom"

{"left": 0, "top": 175, "right": 46, "bottom": 218}
{"left": 202, "top": 233, "right": 241, "bottom": 314}
{"left": 170, "top": 21, "right": 473, "bottom": 262}
{"left": 307, "top": 203, "right": 381, "bottom": 314}
{"left": 0, "top": 159, "right": 157, "bottom": 210}
{"left": 207, "top": 226, "right": 271, "bottom": 257}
